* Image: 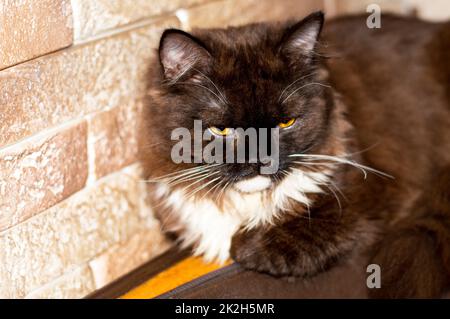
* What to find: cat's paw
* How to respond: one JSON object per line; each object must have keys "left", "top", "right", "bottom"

{"left": 230, "top": 227, "right": 329, "bottom": 277}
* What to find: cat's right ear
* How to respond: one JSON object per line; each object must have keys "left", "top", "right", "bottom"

{"left": 279, "top": 11, "right": 324, "bottom": 65}
{"left": 159, "top": 29, "right": 211, "bottom": 82}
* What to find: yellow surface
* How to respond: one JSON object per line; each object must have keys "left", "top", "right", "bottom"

{"left": 121, "top": 257, "right": 229, "bottom": 299}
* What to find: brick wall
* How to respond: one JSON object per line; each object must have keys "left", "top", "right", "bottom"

{"left": 0, "top": 0, "right": 324, "bottom": 299}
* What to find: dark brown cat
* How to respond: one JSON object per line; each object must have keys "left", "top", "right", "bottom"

{"left": 142, "top": 12, "right": 450, "bottom": 298}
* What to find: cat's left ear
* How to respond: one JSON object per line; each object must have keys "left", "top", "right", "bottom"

{"left": 280, "top": 11, "right": 324, "bottom": 63}
{"left": 159, "top": 29, "right": 211, "bottom": 82}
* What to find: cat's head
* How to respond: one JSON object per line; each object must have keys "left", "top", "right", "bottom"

{"left": 146, "top": 12, "right": 345, "bottom": 197}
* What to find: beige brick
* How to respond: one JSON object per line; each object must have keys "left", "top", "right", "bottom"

{"left": 0, "top": 122, "right": 88, "bottom": 232}
{"left": 25, "top": 266, "right": 95, "bottom": 299}
{"left": 71, "top": 0, "right": 208, "bottom": 41}
{"left": 179, "top": 0, "right": 324, "bottom": 29}
{"left": 0, "top": 164, "right": 166, "bottom": 298}
{"left": 89, "top": 229, "right": 170, "bottom": 289}
{"left": 88, "top": 102, "right": 144, "bottom": 180}
{"left": 0, "top": 16, "right": 179, "bottom": 149}
{"left": 398, "top": 0, "right": 450, "bottom": 21}
{"left": 0, "top": 0, "right": 73, "bottom": 70}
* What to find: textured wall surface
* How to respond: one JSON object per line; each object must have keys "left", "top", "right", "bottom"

{"left": 1, "top": 0, "right": 446, "bottom": 299}
{"left": 0, "top": 122, "right": 88, "bottom": 231}
{"left": 70, "top": 0, "right": 209, "bottom": 42}
{"left": 1, "top": 165, "right": 170, "bottom": 298}
{"left": 176, "top": 0, "right": 323, "bottom": 29}
{"left": 0, "top": 0, "right": 73, "bottom": 70}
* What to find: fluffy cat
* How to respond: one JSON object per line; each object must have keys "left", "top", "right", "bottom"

{"left": 142, "top": 12, "right": 450, "bottom": 298}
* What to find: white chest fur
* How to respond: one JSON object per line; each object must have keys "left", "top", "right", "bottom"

{"left": 155, "top": 169, "right": 329, "bottom": 263}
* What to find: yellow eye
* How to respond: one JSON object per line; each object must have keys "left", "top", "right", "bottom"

{"left": 209, "top": 126, "right": 233, "bottom": 136}
{"left": 278, "top": 118, "right": 296, "bottom": 129}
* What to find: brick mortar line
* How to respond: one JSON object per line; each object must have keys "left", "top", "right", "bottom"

{"left": 72, "top": 9, "right": 179, "bottom": 46}
{"left": 85, "top": 113, "right": 98, "bottom": 187}
{"left": 0, "top": 161, "right": 142, "bottom": 236}
{"left": 0, "top": 9, "right": 169, "bottom": 72}
{"left": 72, "top": 14, "right": 163, "bottom": 46}
{"left": 0, "top": 0, "right": 203, "bottom": 72}
{"left": 0, "top": 117, "right": 86, "bottom": 155}
{"left": 0, "top": 106, "right": 119, "bottom": 154}
{"left": 23, "top": 263, "right": 94, "bottom": 299}
{"left": 71, "top": 0, "right": 225, "bottom": 46}
{"left": 0, "top": 43, "right": 73, "bottom": 72}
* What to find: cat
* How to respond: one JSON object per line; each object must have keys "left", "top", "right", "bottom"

{"left": 141, "top": 11, "right": 450, "bottom": 298}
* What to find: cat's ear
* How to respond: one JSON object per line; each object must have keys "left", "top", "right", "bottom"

{"left": 280, "top": 11, "right": 324, "bottom": 63}
{"left": 159, "top": 29, "right": 211, "bottom": 82}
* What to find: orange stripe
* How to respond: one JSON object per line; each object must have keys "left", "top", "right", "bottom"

{"left": 121, "top": 257, "right": 229, "bottom": 299}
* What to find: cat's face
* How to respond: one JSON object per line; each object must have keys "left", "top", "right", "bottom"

{"left": 149, "top": 12, "right": 335, "bottom": 194}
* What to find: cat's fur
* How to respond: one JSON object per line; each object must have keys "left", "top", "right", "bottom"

{"left": 141, "top": 12, "right": 450, "bottom": 298}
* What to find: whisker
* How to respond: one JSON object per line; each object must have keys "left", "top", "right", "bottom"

{"left": 165, "top": 166, "right": 213, "bottom": 181}
{"left": 192, "top": 67, "right": 229, "bottom": 105}
{"left": 323, "top": 183, "right": 342, "bottom": 215}
{"left": 212, "top": 177, "right": 229, "bottom": 202}
{"left": 306, "top": 202, "right": 312, "bottom": 227}
{"left": 182, "top": 171, "right": 221, "bottom": 194}
{"left": 169, "top": 163, "right": 225, "bottom": 180}
{"left": 211, "top": 179, "right": 225, "bottom": 202}
{"left": 278, "top": 71, "right": 318, "bottom": 102}
{"left": 289, "top": 154, "right": 394, "bottom": 179}
{"left": 186, "top": 176, "right": 222, "bottom": 200}
{"left": 200, "top": 177, "right": 225, "bottom": 200}
{"left": 310, "top": 165, "right": 345, "bottom": 216}
{"left": 167, "top": 164, "right": 225, "bottom": 187}
{"left": 292, "top": 161, "right": 333, "bottom": 167}
{"left": 289, "top": 164, "right": 343, "bottom": 217}
{"left": 169, "top": 81, "right": 226, "bottom": 106}
{"left": 281, "top": 82, "right": 331, "bottom": 104}
{"left": 341, "top": 142, "right": 381, "bottom": 157}
{"left": 279, "top": 169, "right": 290, "bottom": 178}
{"left": 149, "top": 168, "right": 223, "bottom": 209}
{"left": 143, "top": 163, "right": 222, "bottom": 182}
{"left": 216, "top": 177, "right": 236, "bottom": 202}
{"left": 328, "top": 179, "right": 348, "bottom": 202}
{"left": 166, "top": 170, "right": 214, "bottom": 187}
{"left": 151, "top": 165, "right": 212, "bottom": 181}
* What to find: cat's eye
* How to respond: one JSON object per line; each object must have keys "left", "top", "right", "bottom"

{"left": 278, "top": 118, "right": 296, "bottom": 129}
{"left": 209, "top": 126, "right": 234, "bottom": 136}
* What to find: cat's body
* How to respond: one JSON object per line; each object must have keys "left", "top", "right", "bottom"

{"left": 142, "top": 13, "right": 450, "bottom": 298}
{"left": 320, "top": 15, "right": 450, "bottom": 298}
